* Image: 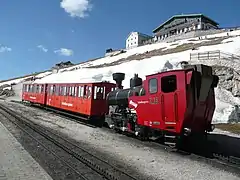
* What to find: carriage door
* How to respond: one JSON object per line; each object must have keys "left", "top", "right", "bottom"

{"left": 83, "top": 85, "right": 92, "bottom": 114}
{"left": 160, "top": 75, "right": 178, "bottom": 129}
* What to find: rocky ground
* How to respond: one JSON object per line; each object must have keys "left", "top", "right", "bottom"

{"left": 0, "top": 85, "right": 15, "bottom": 98}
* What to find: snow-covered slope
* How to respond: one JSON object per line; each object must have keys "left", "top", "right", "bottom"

{"left": 4, "top": 29, "right": 240, "bottom": 123}
{"left": 0, "top": 71, "right": 52, "bottom": 87}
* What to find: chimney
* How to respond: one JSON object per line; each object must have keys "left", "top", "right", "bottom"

{"left": 112, "top": 73, "right": 125, "bottom": 89}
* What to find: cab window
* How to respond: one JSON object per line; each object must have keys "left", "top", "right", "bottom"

{"left": 149, "top": 78, "right": 158, "bottom": 94}
{"left": 161, "top": 75, "right": 177, "bottom": 93}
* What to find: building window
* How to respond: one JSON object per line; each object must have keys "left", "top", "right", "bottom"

{"left": 149, "top": 78, "right": 158, "bottom": 94}
{"left": 161, "top": 75, "right": 177, "bottom": 93}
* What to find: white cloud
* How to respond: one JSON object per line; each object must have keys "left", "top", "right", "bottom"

{"left": 60, "top": 0, "right": 92, "bottom": 18}
{"left": 0, "top": 45, "right": 12, "bottom": 53}
{"left": 54, "top": 48, "right": 74, "bottom": 56}
{"left": 37, "top": 45, "right": 48, "bottom": 52}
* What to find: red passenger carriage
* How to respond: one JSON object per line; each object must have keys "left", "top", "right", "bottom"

{"left": 22, "top": 83, "right": 47, "bottom": 105}
{"left": 22, "top": 81, "right": 116, "bottom": 125}
{"left": 45, "top": 82, "right": 116, "bottom": 121}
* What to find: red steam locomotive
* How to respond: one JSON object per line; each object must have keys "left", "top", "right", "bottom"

{"left": 22, "top": 63, "right": 219, "bottom": 148}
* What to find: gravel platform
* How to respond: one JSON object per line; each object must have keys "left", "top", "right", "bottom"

{"left": 2, "top": 100, "right": 240, "bottom": 180}
{"left": 0, "top": 118, "right": 53, "bottom": 180}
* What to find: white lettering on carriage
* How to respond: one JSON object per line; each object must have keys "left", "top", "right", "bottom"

{"left": 30, "top": 96, "right": 36, "bottom": 100}
{"left": 61, "top": 102, "right": 73, "bottom": 107}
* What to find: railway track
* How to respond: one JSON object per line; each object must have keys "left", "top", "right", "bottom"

{"left": 5, "top": 100, "right": 240, "bottom": 176}
{"left": 0, "top": 103, "right": 139, "bottom": 180}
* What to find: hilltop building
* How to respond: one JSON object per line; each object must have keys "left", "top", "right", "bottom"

{"left": 125, "top": 14, "right": 221, "bottom": 49}
{"left": 126, "top": 32, "right": 152, "bottom": 49}
{"left": 152, "top": 14, "right": 219, "bottom": 40}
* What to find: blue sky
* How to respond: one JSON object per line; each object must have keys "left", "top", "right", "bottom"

{"left": 0, "top": 0, "right": 240, "bottom": 80}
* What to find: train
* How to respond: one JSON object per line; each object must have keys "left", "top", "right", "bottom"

{"left": 22, "top": 63, "right": 219, "bottom": 149}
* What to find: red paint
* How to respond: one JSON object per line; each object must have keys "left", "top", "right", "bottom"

{"left": 22, "top": 82, "right": 116, "bottom": 118}
{"left": 128, "top": 65, "right": 217, "bottom": 135}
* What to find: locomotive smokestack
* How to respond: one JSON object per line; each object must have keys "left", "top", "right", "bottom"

{"left": 112, "top": 73, "right": 125, "bottom": 89}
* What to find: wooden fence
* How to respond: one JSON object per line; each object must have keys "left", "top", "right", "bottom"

{"left": 190, "top": 50, "right": 240, "bottom": 61}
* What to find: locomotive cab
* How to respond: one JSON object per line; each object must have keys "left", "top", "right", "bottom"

{"left": 128, "top": 64, "right": 219, "bottom": 145}
{"left": 129, "top": 69, "right": 187, "bottom": 134}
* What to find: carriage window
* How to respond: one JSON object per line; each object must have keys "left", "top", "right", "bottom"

{"left": 55, "top": 85, "right": 59, "bottom": 95}
{"left": 74, "top": 86, "right": 78, "bottom": 97}
{"left": 60, "top": 86, "right": 63, "bottom": 96}
{"left": 30, "top": 85, "right": 34, "bottom": 93}
{"left": 111, "top": 87, "right": 116, "bottom": 91}
{"left": 161, "top": 75, "right": 177, "bottom": 93}
{"left": 83, "top": 85, "right": 87, "bottom": 96}
{"left": 53, "top": 85, "right": 56, "bottom": 95}
{"left": 149, "top": 78, "right": 158, "bottom": 94}
{"left": 36, "top": 85, "right": 39, "bottom": 93}
{"left": 87, "top": 86, "right": 92, "bottom": 98}
{"left": 94, "top": 86, "right": 104, "bottom": 100}
{"left": 50, "top": 85, "right": 54, "bottom": 95}
{"left": 78, "top": 86, "right": 84, "bottom": 97}
{"left": 70, "top": 86, "right": 75, "bottom": 96}
{"left": 39, "top": 85, "right": 42, "bottom": 93}
{"left": 41, "top": 85, "right": 44, "bottom": 93}
{"left": 69, "top": 87, "right": 72, "bottom": 96}
{"left": 79, "top": 86, "right": 82, "bottom": 97}
{"left": 33, "top": 85, "right": 36, "bottom": 93}
{"left": 59, "top": 86, "right": 63, "bottom": 96}
{"left": 63, "top": 86, "right": 67, "bottom": 96}
{"left": 103, "top": 87, "right": 106, "bottom": 99}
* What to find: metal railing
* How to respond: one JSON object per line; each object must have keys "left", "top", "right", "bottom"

{"left": 190, "top": 50, "right": 240, "bottom": 61}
